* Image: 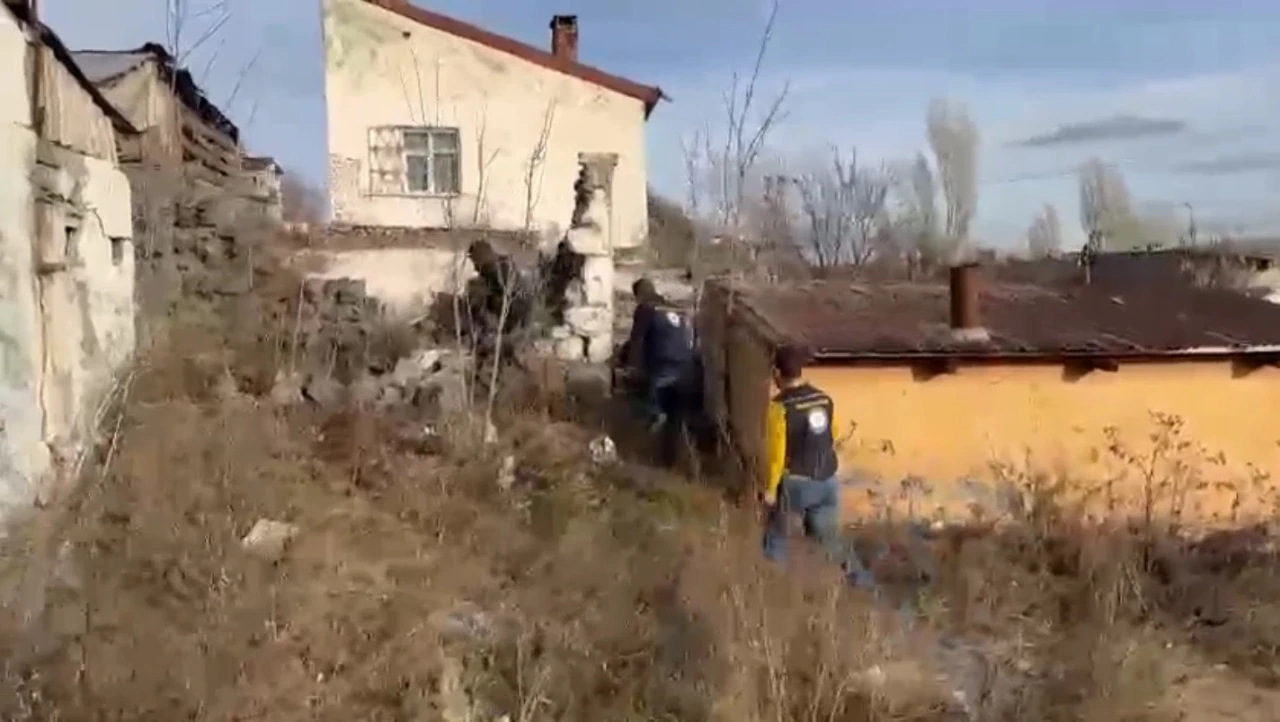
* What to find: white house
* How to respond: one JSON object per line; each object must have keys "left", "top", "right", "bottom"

{"left": 242, "top": 155, "right": 284, "bottom": 222}
{"left": 321, "top": 0, "right": 665, "bottom": 252}
{"left": 0, "top": 0, "right": 137, "bottom": 513}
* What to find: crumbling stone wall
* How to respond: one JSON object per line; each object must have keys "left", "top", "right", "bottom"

{"left": 127, "top": 162, "right": 278, "bottom": 347}
{"left": 540, "top": 153, "right": 617, "bottom": 363}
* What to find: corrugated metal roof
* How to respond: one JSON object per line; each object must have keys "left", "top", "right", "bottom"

{"left": 721, "top": 274, "right": 1280, "bottom": 359}
{"left": 69, "top": 50, "right": 149, "bottom": 83}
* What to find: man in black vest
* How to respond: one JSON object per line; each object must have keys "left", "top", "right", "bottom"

{"left": 761, "top": 344, "right": 844, "bottom": 565}
{"left": 625, "top": 277, "right": 695, "bottom": 463}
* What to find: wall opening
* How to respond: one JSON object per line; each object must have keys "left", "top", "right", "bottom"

{"left": 111, "top": 237, "right": 127, "bottom": 266}
{"left": 64, "top": 224, "right": 80, "bottom": 262}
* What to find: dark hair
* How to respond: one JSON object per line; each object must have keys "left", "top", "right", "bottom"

{"left": 632, "top": 277, "right": 656, "bottom": 299}
{"left": 468, "top": 239, "right": 493, "bottom": 257}
{"left": 773, "top": 344, "right": 808, "bottom": 381}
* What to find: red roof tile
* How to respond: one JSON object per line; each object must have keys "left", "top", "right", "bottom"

{"left": 721, "top": 277, "right": 1280, "bottom": 360}
{"left": 361, "top": 0, "right": 667, "bottom": 116}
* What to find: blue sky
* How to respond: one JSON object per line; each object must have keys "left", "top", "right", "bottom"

{"left": 45, "top": 0, "right": 1280, "bottom": 247}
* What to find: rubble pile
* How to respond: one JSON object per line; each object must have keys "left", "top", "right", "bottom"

{"left": 266, "top": 278, "right": 474, "bottom": 419}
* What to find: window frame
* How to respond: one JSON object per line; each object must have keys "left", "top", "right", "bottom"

{"left": 394, "top": 125, "right": 465, "bottom": 195}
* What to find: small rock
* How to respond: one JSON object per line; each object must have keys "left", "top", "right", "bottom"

{"left": 429, "top": 602, "right": 495, "bottom": 642}
{"left": 392, "top": 348, "right": 443, "bottom": 386}
{"left": 588, "top": 434, "right": 617, "bottom": 464}
{"left": 302, "top": 374, "right": 343, "bottom": 408}
{"left": 497, "top": 454, "right": 516, "bottom": 491}
{"left": 269, "top": 370, "right": 304, "bottom": 405}
{"left": 214, "top": 371, "right": 242, "bottom": 401}
{"left": 241, "top": 519, "right": 299, "bottom": 561}
{"left": 375, "top": 384, "right": 404, "bottom": 410}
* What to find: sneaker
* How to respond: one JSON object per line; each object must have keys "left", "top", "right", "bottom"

{"left": 647, "top": 412, "right": 668, "bottom": 434}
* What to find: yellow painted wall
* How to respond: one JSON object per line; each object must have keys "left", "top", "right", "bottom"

{"left": 798, "top": 362, "right": 1280, "bottom": 526}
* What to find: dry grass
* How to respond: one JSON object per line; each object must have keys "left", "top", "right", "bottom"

{"left": 3, "top": 299, "right": 1280, "bottom": 721}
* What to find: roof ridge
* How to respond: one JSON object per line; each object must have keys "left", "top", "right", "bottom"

{"left": 358, "top": 0, "right": 667, "bottom": 116}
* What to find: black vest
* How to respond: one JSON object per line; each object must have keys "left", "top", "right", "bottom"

{"left": 644, "top": 301, "right": 694, "bottom": 368}
{"left": 775, "top": 383, "right": 838, "bottom": 480}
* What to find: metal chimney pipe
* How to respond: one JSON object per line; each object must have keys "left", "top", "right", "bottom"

{"left": 949, "top": 263, "right": 980, "bottom": 330}
{"left": 949, "top": 263, "right": 990, "bottom": 343}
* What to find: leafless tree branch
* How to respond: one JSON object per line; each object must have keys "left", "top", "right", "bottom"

{"left": 1026, "top": 203, "right": 1062, "bottom": 258}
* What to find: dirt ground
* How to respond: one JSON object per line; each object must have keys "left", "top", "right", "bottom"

{"left": 4, "top": 242, "right": 1280, "bottom": 720}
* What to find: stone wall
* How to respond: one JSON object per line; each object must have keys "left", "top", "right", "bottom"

{"left": 0, "top": 9, "right": 136, "bottom": 513}
{"left": 540, "top": 153, "right": 616, "bottom": 363}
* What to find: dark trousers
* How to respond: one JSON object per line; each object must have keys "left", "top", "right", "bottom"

{"left": 644, "top": 363, "right": 691, "bottom": 466}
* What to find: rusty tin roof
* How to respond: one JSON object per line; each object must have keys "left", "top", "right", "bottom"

{"left": 720, "top": 276, "right": 1280, "bottom": 361}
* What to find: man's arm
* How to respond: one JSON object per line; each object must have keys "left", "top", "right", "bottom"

{"left": 763, "top": 400, "right": 787, "bottom": 505}
{"left": 626, "top": 304, "right": 652, "bottom": 371}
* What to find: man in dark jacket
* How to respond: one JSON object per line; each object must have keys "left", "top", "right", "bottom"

{"left": 467, "top": 240, "right": 533, "bottom": 358}
{"left": 540, "top": 239, "right": 584, "bottom": 325}
{"left": 625, "top": 278, "right": 696, "bottom": 462}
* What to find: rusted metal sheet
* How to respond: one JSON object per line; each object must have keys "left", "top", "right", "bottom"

{"left": 716, "top": 274, "right": 1280, "bottom": 359}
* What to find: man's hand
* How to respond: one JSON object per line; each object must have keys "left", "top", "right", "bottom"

{"left": 759, "top": 490, "right": 777, "bottom": 508}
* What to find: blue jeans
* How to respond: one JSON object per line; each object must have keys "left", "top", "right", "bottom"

{"left": 763, "top": 474, "right": 844, "bottom": 565}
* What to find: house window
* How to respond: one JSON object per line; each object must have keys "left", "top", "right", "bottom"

{"left": 403, "top": 128, "right": 460, "bottom": 195}
{"left": 369, "top": 126, "right": 462, "bottom": 196}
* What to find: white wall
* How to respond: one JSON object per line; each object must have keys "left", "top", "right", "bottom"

{"left": 321, "top": 0, "right": 650, "bottom": 251}
{"left": 0, "top": 8, "right": 136, "bottom": 514}
{"left": 296, "top": 247, "right": 472, "bottom": 316}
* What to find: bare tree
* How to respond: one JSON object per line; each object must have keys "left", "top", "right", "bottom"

{"left": 1026, "top": 203, "right": 1062, "bottom": 258}
{"left": 883, "top": 152, "right": 943, "bottom": 266}
{"left": 789, "top": 148, "right": 892, "bottom": 267}
{"left": 926, "top": 98, "right": 980, "bottom": 252}
{"left": 680, "top": 0, "right": 789, "bottom": 277}
{"left": 1132, "top": 202, "right": 1182, "bottom": 250}
{"left": 1077, "top": 158, "right": 1136, "bottom": 251}
{"left": 470, "top": 105, "right": 501, "bottom": 227}
{"left": 717, "top": 0, "right": 789, "bottom": 234}
{"left": 521, "top": 101, "right": 557, "bottom": 235}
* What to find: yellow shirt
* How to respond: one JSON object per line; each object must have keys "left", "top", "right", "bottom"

{"left": 762, "top": 384, "right": 839, "bottom": 504}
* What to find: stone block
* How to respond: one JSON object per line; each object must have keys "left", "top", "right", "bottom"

{"left": 565, "top": 225, "right": 608, "bottom": 256}
{"left": 555, "top": 336, "right": 584, "bottom": 361}
{"left": 564, "top": 304, "right": 611, "bottom": 336}
{"left": 581, "top": 256, "right": 614, "bottom": 305}
{"left": 586, "top": 333, "right": 613, "bottom": 364}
